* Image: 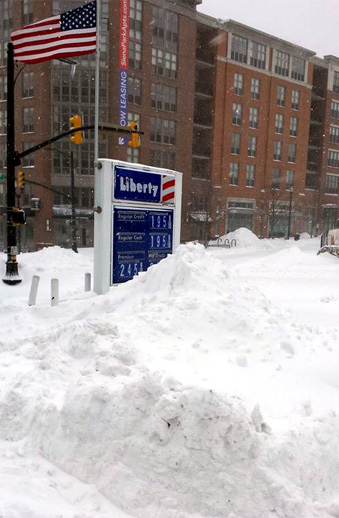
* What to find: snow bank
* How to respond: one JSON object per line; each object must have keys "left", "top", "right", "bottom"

{"left": 2, "top": 243, "right": 339, "bottom": 516}
{"left": 223, "top": 227, "right": 261, "bottom": 247}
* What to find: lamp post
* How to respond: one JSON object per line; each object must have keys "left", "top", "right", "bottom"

{"left": 49, "top": 147, "right": 78, "bottom": 253}
{"left": 287, "top": 186, "right": 293, "bottom": 240}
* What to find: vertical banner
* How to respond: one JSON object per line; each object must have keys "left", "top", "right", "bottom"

{"left": 119, "top": 0, "right": 130, "bottom": 145}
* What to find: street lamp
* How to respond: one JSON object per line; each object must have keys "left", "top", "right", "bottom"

{"left": 287, "top": 186, "right": 293, "bottom": 240}
{"left": 49, "top": 147, "right": 78, "bottom": 253}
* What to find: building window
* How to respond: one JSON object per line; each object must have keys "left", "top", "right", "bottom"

{"left": 0, "top": 75, "right": 7, "bottom": 101}
{"left": 330, "top": 125, "right": 339, "bottom": 144}
{"left": 22, "top": 0, "right": 33, "bottom": 26}
{"left": 249, "top": 107, "right": 259, "bottom": 129}
{"left": 328, "top": 150, "right": 339, "bottom": 168}
{"left": 250, "top": 41, "right": 266, "bottom": 69}
{"left": 232, "top": 103, "right": 242, "bottom": 125}
{"left": 152, "top": 7, "right": 178, "bottom": 77}
{"left": 129, "top": 40, "right": 142, "bottom": 69}
{"left": 130, "top": 0, "right": 142, "bottom": 39}
{"left": 291, "top": 55, "right": 305, "bottom": 82}
{"left": 192, "top": 157, "right": 210, "bottom": 179}
{"left": 333, "top": 71, "right": 339, "bottom": 93}
{"left": 248, "top": 135, "right": 257, "bottom": 157}
{"left": 277, "top": 85, "right": 286, "bottom": 106}
{"left": 272, "top": 168, "right": 280, "bottom": 188}
{"left": 22, "top": 106, "right": 34, "bottom": 133}
{"left": 150, "top": 117, "right": 175, "bottom": 145}
{"left": 251, "top": 78, "right": 260, "bottom": 100}
{"left": 80, "top": 188, "right": 94, "bottom": 208}
{"left": 0, "top": 142, "right": 6, "bottom": 168}
{"left": 227, "top": 200, "right": 254, "bottom": 233}
{"left": 128, "top": 112, "right": 140, "bottom": 127}
{"left": 231, "top": 34, "right": 248, "bottom": 63}
{"left": 229, "top": 162, "right": 239, "bottom": 185}
{"left": 152, "top": 7, "right": 178, "bottom": 52}
{"left": 149, "top": 150, "right": 175, "bottom": 169}
{"left": 275, "top": 113, "right": 284, "bottom": 133}
{"left": 233, "top": 73, "right": 243, "bottom": 95}
{"left": 22, "top": 71, "right": 34, "bottom": 98}
{"left": 22, "top": 142, "right": 34, "bottom": 167}
{"left": 151, "top": 83, "right": 176, "bottom": 112}
{"left": 231, "top": 132, "right": 240, "bottom": 154}
{"left": 274, "top": 141, "right": 282, "bottom": 161}
{"left": 288, "top": 143, "right": 296, "bottom": 163}
{"left": 151, "top": 48, "right": 177, "bottom": 78}
{"left": 275, "top": 50, "right": 290, "bottom": 77}
{"left": 127, "top": 147, "right": 140, "bottom": 163}
{"left": 290, "top": 89, "right": 299, "bottom": 111}
{"left": 129, "top": 0, "right": 142, "bottom": 69}
{"left": 0, "top": 110, "right": 6, "bottom": 134}
{"left": 128, "top": 77, "right": 141, "bottom": 104}
{"left": 246, "top": 164, "right": 255, "bottom": 187}
{"left": 331, "top": 101, "right": 339, "bottom": 119}
{"left": 290, "top": 117, "right": 298, "bottom": 137}
{"left": 326, "top": 174, "right": 339, "bottom": 194}
{"left": 0, "top": 0, "right": 13, "bottom": 67}
{"left": 286, "top": 170, "right": 294, "bottom": 189}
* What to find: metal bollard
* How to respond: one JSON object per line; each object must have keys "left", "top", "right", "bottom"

{"left": 51, "top": 278, "right": 59, "bottom": 306}
{"left": 28, "top": 275, "right": 40, "bottom": 306}
{"left": 85, "top": 272, "right": 91, "bottom": 292}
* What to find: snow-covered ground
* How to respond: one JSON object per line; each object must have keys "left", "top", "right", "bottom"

{"left": 1, "top": 230, "right": 339, "bottom": 517}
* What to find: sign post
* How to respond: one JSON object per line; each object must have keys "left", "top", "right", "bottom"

{"left": 93, "top": 159, "right": 182, "bottom": 294}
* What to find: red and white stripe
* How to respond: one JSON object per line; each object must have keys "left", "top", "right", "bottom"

{"left": 11, "top": 16, "right": 96, "bottom": 64}
{"left": 161, "top": 175, "right": 175, "bottom": 205}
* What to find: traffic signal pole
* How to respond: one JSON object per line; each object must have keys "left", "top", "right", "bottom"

{"left": 70, "top": 151, "right": 77, "bottom": 253}
{"left": 3, "top": 43, "right": 21, "bottom": 285}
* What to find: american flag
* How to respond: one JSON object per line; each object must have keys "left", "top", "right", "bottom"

{"left": 11, "top": 1, "right": 96, "bottom": 64}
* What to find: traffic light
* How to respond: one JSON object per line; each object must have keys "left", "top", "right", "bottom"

{"left": 69, "top": 114, "right": 83, "bottom": 145}
{"left": 128, "top": 121, "right": 140, "bottom": 148}
{"left": 17, "top": 170, "right": 25, "bottom": 188}
{"left": 10, "top": 208, "right": 26, "bottom": 226}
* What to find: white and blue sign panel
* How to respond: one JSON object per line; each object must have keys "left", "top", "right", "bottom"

{"left": 113, "top": 206, "right": 173, "bottom": 283}
{"left": 93, "top": 159, "right": 182, "bottom": 295}
{"left": 114, "top": 166, "right": 162, "bottom": 204}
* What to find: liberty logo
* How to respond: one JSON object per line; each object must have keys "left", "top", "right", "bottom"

{"left": 119, "top": 176, "right": 159, "bottom": 197}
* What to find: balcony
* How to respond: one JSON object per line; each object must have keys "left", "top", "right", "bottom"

{"left": 195, "top": 48, "right": 215, "bottom": 66}
{"left": 192, "top": 144, "right": 211, "bottom": 158}
{"left": 193, "top": 117, "right": 213, "bottom": 128}
{"left": 195, "top": 81, "right": 214, "bottom": 97}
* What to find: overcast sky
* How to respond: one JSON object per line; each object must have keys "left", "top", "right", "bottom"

{"left": 197, "top": 0, "right": 339, "bottom": 59}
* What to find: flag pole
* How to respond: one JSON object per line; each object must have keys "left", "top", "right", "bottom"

{"left": 3, "top": 42, "right": 21, "bottom": 285}
{"left": 94, "top": 0, "right": 100, "bottom": 163}
{"left": 93, "top": 0, "right": 102, "bottom": 294}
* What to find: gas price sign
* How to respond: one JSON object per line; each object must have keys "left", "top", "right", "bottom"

{"left": 113, "top": 206, "right": 174, "bottom": 283}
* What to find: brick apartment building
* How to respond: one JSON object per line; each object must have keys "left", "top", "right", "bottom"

{"left": 0, "top": 0, "right": 337, "bottom": 251}
{"left": 0, "top": 0, "right": 201, "bottom": 251}
{"left": 198, "top": 15, "right": 316, "bottom": 238}
{"left": 307, "top": 55, "right": 339, "bottom": 233}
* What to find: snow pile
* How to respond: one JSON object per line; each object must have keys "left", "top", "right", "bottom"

{"left": 2, "top": 242, "right": 339, "bottom": 516}
{"left": 213, "top": 227, "right": 261, "bottom": 248}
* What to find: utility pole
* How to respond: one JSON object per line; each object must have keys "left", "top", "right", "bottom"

{"left": 3, "top": 42, "right": 21, "bottom": 285}
{"left": 287, "top": 187, "right": 293, "bottom": 240}
{"left": 70, "top": 150, "right": 77, "bottom": 253}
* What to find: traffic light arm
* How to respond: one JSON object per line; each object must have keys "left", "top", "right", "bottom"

{"left": 15, "top": 124, "right": 144, "bottom": 166}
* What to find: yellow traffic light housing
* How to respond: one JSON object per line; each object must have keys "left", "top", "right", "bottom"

{"left": 17, "top": 170, "right": 25, "bottom": 188}
{"left": 69, "top": 114, "right": 83, "bottom": 145}
{"left": 128, "top": 121, "right": 140, "bottom": 148}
